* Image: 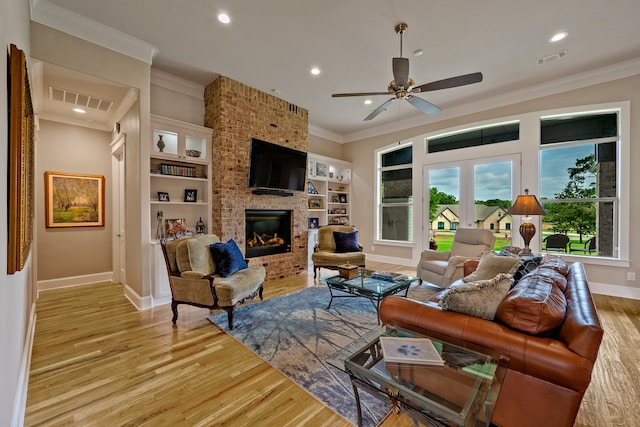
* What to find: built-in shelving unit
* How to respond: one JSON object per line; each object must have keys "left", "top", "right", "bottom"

{"left": 307, "top": 153, "right": 352, "bottom": 265}
{"left": 149, "top": 115, "right": 212, "bottom": 242}
{"left": 148, "top": 115, "right": 212, "bottom": 304}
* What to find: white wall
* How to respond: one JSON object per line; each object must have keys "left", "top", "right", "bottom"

{"left": 344, "top": 74, "right": 640, "bottom": 298}
{"left": 1, "top": 0, "right": 36, "bottom": 425}
{"left": 36, "top": 120, "right": 113, "bottom": 282}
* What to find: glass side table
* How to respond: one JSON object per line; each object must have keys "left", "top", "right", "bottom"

{"left": 328, "top": 326, "right": 509, "bottom": 427}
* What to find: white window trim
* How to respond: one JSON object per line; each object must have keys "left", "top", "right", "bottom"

{"left": 406, "top": 100, "right": 630, "bottom": 265}
{"left": 374, "top": 141, "right": 415, "bottom": 246}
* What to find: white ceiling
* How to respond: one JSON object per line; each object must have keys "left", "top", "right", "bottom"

{"left": 32, "top": 0, "right": 640, "bottom": 141}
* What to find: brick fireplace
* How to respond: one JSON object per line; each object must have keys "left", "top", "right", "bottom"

{"left": 204, "top": 76, "right": 308, "bottom": 280}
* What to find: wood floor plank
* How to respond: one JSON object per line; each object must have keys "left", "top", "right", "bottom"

{"left": 25, "top": 263, "right": 640, "bottom": 426}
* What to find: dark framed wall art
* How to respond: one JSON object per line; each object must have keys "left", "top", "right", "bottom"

{"left": 7, "top": 44, "right": 35, "bottom": 274}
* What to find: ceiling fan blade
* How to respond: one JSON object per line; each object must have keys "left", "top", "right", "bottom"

{"left": 332, "top": 91, "right": 394, "bottom": 97}
{"left": 413, "top": 72, "right": 483, "bottom": 93}
{"left": 406, "top": 95, "right": 441, "bottom": 116}
{"left": 392, "top": 57, "right": 409, "bottom": 87}
{"left": 364, "top": 98, "right": 396, "bottom": 121}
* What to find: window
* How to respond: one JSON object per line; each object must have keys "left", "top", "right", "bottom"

{"left": 377, "top": 144, "right": 413, "bottom": 242}
{"left": 540, "top": 112, "right": 619, "bottom": 257}
{"left": 427, "top": 121, "right": 519, "bottom": 153}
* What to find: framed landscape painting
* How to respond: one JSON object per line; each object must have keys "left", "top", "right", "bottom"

{"left": 45, "top": 171, "right": 105, "bottom": 228}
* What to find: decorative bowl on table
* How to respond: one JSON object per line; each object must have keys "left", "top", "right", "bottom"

{"left": 186, "top": 149, "right": 201, "bottom": 158}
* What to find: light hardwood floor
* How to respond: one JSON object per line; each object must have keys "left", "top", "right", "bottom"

{"left": 25, "top": 262, "right": 640, "bottom": 426}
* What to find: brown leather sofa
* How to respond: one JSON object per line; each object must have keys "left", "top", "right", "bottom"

{"left": 380, "top": 260, "right": 604, "bottom": 427}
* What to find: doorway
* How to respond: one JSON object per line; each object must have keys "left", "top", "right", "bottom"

{"left": 111, "top": 134, "right": 126, "bottom": 285}
{"left": 423, "top": 154, "right": 520, "bottom": 251}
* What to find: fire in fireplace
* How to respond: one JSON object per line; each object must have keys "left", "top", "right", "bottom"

{"left": 245, "top": 209, "right": 292, "bottom": 258}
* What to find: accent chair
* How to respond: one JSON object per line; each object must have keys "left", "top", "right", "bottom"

{"left": 311, "top": 225, "right": 366, "bottom": 278}
{"left": 417, "top": 228, "right": 496, "bottom": 287}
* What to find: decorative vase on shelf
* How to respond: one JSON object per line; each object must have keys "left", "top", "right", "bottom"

{"left": 157, "top": 135, "right": 165, "bottom": 152}
{"left": 195, "top": 217, "right": 205, "bottom": 234}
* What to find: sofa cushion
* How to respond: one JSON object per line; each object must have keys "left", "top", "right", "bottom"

{"left": 496, "top": 270, "right": 567, "bottom": 335}
{"left": 176, "top": 234, "right": 220, "bottom": 274}
{"left": 539, "top": 254, "right": 569, "bottom": 276}
{"left": 463, "top": 251, "right": 521, "bottom": 283}
{"left": 439, "top": 273, "right": 513, "bottom": 320}
{"left": 498, "top": 247, "right": 543, "bottom": 285}
{"left": 209, "top": 239, "right": 248, "bottom": 278}
{"left": 333, "top": 230, "right": 361, "bottom": 253}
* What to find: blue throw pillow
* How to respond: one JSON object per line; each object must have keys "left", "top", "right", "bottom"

{"left": 333, "top": 230, "right": 361, "bottom": 253}
{"left": 209, "top": 239, "right": 248, "bottom": 278}
{"left": 498, "top": 248, "right": 542, "bottom": 285}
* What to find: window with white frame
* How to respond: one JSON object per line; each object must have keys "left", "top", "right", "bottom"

{"left": 377, "top": 144, "right": 413, "bottom": 242}
{"left": 539, "top": 112, "right": 619, "bottom": 257}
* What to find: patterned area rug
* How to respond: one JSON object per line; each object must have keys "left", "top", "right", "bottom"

{"left": 208, "top": 283, "right": 438, "bottom": 426}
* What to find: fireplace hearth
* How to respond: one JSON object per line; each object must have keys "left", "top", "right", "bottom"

{"left": 245, "top": 209, "right": 292, "bottom": 258}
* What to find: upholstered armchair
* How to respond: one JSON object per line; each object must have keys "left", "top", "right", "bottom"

{"left": 417, "top": 228, "right": 496, "bottom": 287}
{"left": 311, "top": 225, "right": 366, "bottom": 278}
{"left": 160, "top": 232, "right": 265, "bottom": 329}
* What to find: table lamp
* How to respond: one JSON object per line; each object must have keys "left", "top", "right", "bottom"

{"left": 505, "top": 189, "right": 548, "bottom": 255}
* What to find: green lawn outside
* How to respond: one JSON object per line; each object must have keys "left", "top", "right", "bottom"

{"left": 431, "top": 230, "right": 594, "bottom": 255}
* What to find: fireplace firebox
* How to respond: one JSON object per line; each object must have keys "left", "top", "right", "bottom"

{"left": 245, "top": 209, "right": 292, "bottom": 258}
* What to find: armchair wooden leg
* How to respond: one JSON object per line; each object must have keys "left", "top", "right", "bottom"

{"left": 225, "top": 307, "right": 234, "bottom": 330}
{"left": 171, "top": 300, "right": 179, "bottom": 324}
{"left": 314, "top": 266, "right": 318, "bottom": 279}
{"left": 258, "top": 284, "right": 264, "bottom": 301}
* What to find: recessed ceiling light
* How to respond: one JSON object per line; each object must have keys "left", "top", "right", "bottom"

{"left": 73, "top": 108, "right": 86, "bottom": 114}
{"left": 550, "top": 32, "right": 568, "bottom": 43}
{"left": 310, "top": 67, "right": 320, "bottom": 75}
{"left": 364, "top": 99, "right": 372, "bottom": 105}
{"left": 413, "top": 49, "right": 424, "bottom": 56}
{"left": 217, "top": 13, "right": 231, "bottom": 24}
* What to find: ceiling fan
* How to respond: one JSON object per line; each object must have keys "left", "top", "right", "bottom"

{"left": 332, "top": 23, "right": 483, "bottom": 121}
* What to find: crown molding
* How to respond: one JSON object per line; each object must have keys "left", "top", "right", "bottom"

{"left": 38, "top": 112, "right": 112, "bottom": 132}
{"left": 30, "top": 0, "right": 158, "bottom": 64}
{"left": 150, "top": 68, "right": 205, "bottom": 99}
{"left": 307, "top": 124, "right": 345, "bottom": 144}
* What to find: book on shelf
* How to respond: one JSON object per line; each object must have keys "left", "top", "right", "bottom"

{"left": 379, "top": 336, "right": 444, "bottom": 366}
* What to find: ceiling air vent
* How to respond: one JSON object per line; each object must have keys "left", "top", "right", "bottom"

{"left": 49, "top": 86, "right": 114, "bottom": 112}
{"left": 536, "top": 50, "right": 568, "bottom": 65}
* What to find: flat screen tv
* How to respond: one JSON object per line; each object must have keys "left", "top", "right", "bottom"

{"left": 248, "top": 138, "right": 308, "bottom": 193}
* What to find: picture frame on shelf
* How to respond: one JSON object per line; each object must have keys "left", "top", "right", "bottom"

{"left": 309, "top": 198, "right": 323, "bottom": 209}
{"left": 307, "top": 181, "right": 319, "bottom": 194}
{"left": 332, "top": 195, "right": 340, "bottom": 203}
{"left": 158, "top": 191, "right": 170, "bottom": 202}
{"left": 308, "top": 218, "right": 319, "bottom": 229}
{"left": 184, "top": 189, "right": 197, "bottom": 202}
{"left": 339, "top": 194, "right": 347, "bottom": 203}
{"left": 44, "top": 171, "right": 105, "bottom": 228}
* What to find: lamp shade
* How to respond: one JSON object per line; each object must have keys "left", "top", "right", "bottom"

{"left": 505, "top": 189, "right": 547, "bottom": 217}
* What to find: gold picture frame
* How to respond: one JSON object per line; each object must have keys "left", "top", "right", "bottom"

{"left": 44, "top": 172, "right": 105, "bottom": 228}
{"left": 7, "top": 44, "right": 35, "bottom": 274}
{"left": 308, "top": 198, "right": 323, "bottom": 209}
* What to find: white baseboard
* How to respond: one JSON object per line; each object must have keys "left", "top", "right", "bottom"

{"left": 152, "top": 295, "right": 171, "bottom": 307}
{"left": 37, "top": 272, "right": 113, "bottom": 293}
{"left": 123, "top": 284, "right": 153, "bottom": 310}
{"left": 590, "top": 282, "right": 640, "bottom": 300}
{"left": 12, "top": 302, "right": 36, "bottom": 427}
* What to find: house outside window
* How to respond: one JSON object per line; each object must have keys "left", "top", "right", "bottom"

{"left": 377, "top": 144, "right": 413, "bottom": 242}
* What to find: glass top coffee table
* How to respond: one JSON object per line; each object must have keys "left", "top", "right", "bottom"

{"left": 328, "top": 326, "right": 509, "bottom": 427}
{"left": 322, "top": 269, "right": 418, "bottom": 324}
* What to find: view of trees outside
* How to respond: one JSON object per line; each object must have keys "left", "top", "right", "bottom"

{"left": 428, "top": 149, "right": 599, "bottom": 254}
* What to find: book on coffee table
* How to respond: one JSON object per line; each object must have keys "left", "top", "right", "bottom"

{"left": 380, "top": 336, "right": 444, "bottom": 366}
